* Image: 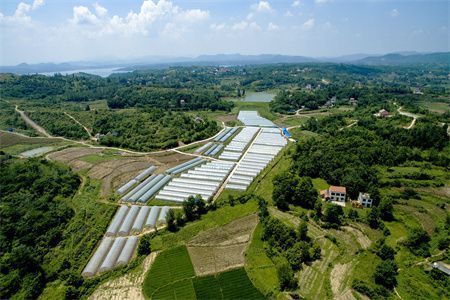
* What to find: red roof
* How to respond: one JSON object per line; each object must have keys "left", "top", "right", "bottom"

{"left": 329, "top": 186, "right": 346, "bottom": 194}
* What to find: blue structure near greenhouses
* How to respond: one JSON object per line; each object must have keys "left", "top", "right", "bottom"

{"left": 282, "top": 127, "right": 291, "bottom": 138}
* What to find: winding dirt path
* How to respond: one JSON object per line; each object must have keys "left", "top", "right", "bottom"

{"left": 12, "top": 104, "right": 228, "bottom": 156}
{"left": 64, "top": 111, "right": 94, "bottom": 139}
{"left": 15, "top": 105, "right": 51, "bottom": 137}
{"left": 397, "top": 106, "right": 420, "bottom": 130}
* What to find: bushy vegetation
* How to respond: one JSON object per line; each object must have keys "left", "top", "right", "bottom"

{"left": 93, "top": 109, "right": 219, "bottom": 151}
{"left": 27, "top": 110, "right": 90, "bottom": 140}
{"left": 0, "top": 157, "right": 79, "bottom": 299}
{"left": 257, "top": 198, "right": 321, "bottom": 290}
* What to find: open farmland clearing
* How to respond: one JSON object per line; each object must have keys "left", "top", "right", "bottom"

{"left": 187, "top": 214, "right": 258, "bottom": 276}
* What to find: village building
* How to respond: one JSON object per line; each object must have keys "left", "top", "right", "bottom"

{"left": 320, "top": 186, "right": 347, "bottom": 202}
{"left": 349, "top": 97, "right": 358, "bottom": 106}
{"left": 378, "top": 109, "right": 390, "bottom": 118}
{"left": 357, "top": 192, "right": 373, "bottom": 208}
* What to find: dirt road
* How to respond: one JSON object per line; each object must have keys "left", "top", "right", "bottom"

{"left": 15, "top": 105, "right": 51, "bottom": 137}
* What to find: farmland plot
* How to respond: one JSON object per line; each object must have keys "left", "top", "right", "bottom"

{"left": 187, "top": 214, "right": 258, "bottom": 276}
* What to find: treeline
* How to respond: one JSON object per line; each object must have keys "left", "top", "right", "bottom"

{"left": 0, "top": 71, "right": 233, "bottom": 112}
{"left": 107, "top": 86, "right": 232, "bottom": 111}
{"left": 0, "top": 157, "right": 80, "bottom": 299}
{"left": 93, "top": 109, "right": 219, "bottom": 151}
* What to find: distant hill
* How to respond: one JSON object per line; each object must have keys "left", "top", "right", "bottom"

{"left": 356, "top": 52, "right": 450, "bottom": 66}
{"left": 1, "top": 52, "right": 448, "bottom": 75}
{"left": 192, "top": 53, "right": 317, "bottom": 64}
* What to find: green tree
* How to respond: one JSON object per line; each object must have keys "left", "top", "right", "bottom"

{"left": 379, "top": 197, "right": 394, "bottom": 221}
{"left": 374, "top": 260, "right": 398, "bottom": 288}
{"left": 404, "top": 228, "right": 431, "bottom": 256}
{"left": 298, "top": 221, "right": 309, "bottom": 241}
{"left": 293, "top": 176, "right": 318, "bottom": 209}
{"left": 272, "top": 173, "right": 296, "bottom": 210}
{"left": 166, "top": 209, "right": 178, "bottom": 232}
{"left": 348, "top": 209, "right": 359, "bottom": 221}
{"left": 322, "top": 204, "right": 344, "bottom": 227}
{"left": 285, "top": 242, "right": 311, "bottom": 270}
{"left": 276, "top": 262, "right": 297, "bottom": 290}
{"left": 367, "top": 207, "right": 380, "bottom": 229}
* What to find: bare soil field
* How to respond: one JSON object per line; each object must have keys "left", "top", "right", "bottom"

{"left": 330, "top": 263, "right": 356, "bottom": 300}
{"left": 48, "top": 147, "right": 103, "bottom": 163}
{"left": 90, "top": 252, "right": 157, "bottom": 300}
{"left": 47, "top": 146, "right": 194, "bottom": 197}
{"left": 187, "top": 214, "right": 258, "bottom": 276}
{"left": 215, "top": 113, "right": 237, "bottom": 123}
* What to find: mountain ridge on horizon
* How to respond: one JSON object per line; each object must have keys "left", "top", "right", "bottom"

{"left": 1, "top": 51, "right": 448, "bottom": 75}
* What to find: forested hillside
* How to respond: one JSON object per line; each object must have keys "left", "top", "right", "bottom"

{"left": 0, "top": 157, "right": 79, "bottom": 299}
{"left": 93, "top": 109, "right": 219, "bottom": 150}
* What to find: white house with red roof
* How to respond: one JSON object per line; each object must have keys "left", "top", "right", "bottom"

{"left": 320, "top": 186, "right": 347, "bottom": 202}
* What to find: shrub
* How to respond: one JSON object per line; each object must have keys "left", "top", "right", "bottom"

{"left": 374, "top": 260, "right": 398, "bottom": 288}
{"left": 404, "top": 228, "right": 431, "bottom": 257}
{"left": 276, "top": 262, "right": 297, "bottom": 290}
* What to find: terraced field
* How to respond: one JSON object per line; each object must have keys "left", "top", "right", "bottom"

{"left": 142, "top": 245, "right": 263, "bottom": 300}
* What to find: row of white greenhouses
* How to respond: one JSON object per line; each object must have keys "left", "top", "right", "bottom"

{"left": 82, "top": 236, "right": 138, "bottom": 277}
{"left": 218, "top": 127, "right": 260, "bottom": 161}
{"left": 116, "top": 165, "right": 156, "bottom": 195}
{"left": 106, "top": 205, "right": 169, "bottom": 236}
{"left": 82, "top": 205, "right": 170, "bottom": 277}
{"left": 226, "top": 128, "right": 287, "bottom": 191}
{"left": 155, "top": 160, "right": 235, "bottom": 202}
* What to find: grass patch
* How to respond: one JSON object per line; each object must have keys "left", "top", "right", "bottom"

{"left": 249, "top": 145, "right": 293, "bottom": 204}
{"left": 150, "top": 201, "right": 258, "bottom": 251}
{"left": 193, "top": 276, "right": 223, "bottom": 300}
{"left": 312, "top": 178, "right": 329, "bottom": 191}
{"left": 245, "top": 223, "right": 279, "bottom": 296}
{"left": 143, "top": 245, "right": 196, "bottom": 298}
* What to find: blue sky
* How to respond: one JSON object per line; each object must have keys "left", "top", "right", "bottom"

{"left": 0, "top": 0, "right": 448, "bottom": 65}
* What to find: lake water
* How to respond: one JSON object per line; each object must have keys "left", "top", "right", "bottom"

{"left": 242, "top": 91, "right": 275, "bottom": 102}
{"left": 40, "top": 67, "right": 130, "bottom": 77}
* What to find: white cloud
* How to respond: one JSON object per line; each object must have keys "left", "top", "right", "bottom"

{"left": 32, "top": 0, "right": 44, "bottom": 10}
{"left": 93, "top": 3, "right": 108, "bottom": 18}
{"left": 315, "top": 0, "right": 329, "bottom": 4}
{"left": 71, "top": 6, "right": 99, "bottom": 26}
{"left": 0, "top": 0, "right": 45, "bottom": 23}
{"left": 251, "top": 1, "right": 273, "bottom": 13}
{"left": 176, "top": 9, "right": 209, "bottom": 22}
{"left": 232, "top": 21, "right": 248, "bottom": 31}
{"left": 231, "top": 20, "right": 260, "bottom": 31}
{"left": 268, "top": 22, "right": 279, "bottom": 31}
{"left": 210, "top": 23, "right": 225, "bottom": 31}
{"left": 284, "top": 11, "right": 293, "bottom": 17}
{"left": 390, "top": 9, "right": 399, "bottom": 17}
{"left": 302, "top": 18, "right": 315, "bottom": 30}
{"left": 292, "top": 0, "right": 301, "bottom": 7}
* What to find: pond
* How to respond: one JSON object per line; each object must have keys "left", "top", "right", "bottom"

{"left": 242, "top": 91, "right": 276, "bottom": 102}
